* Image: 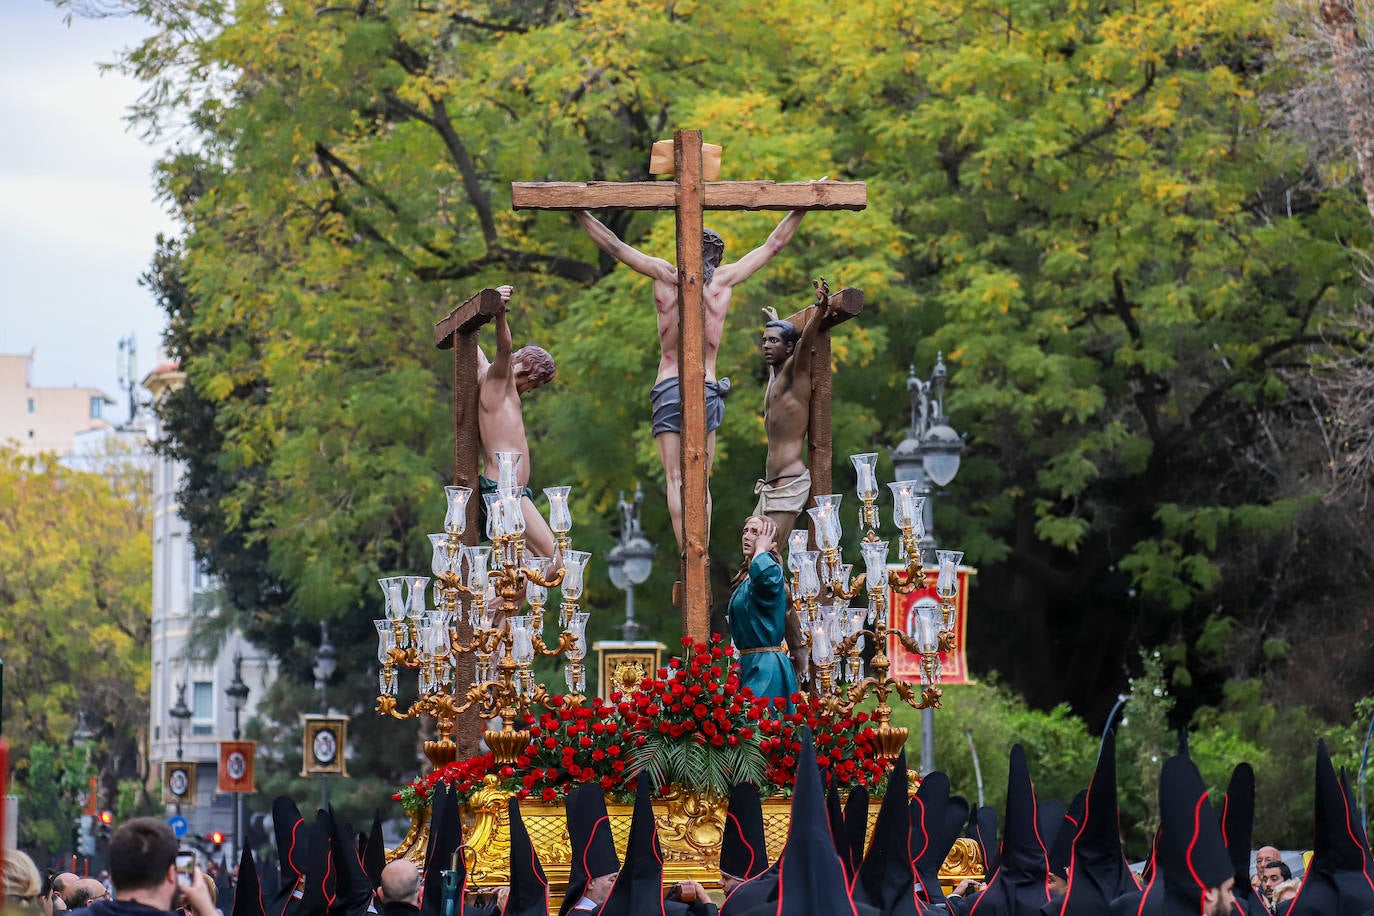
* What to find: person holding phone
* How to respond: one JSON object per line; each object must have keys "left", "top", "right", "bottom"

{"left": 86, "top": 818, "right": 215, "bottom": 916}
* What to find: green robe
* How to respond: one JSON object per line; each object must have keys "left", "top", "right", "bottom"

{"left": 728, "top": 553, "right": 798, "bottom": 705}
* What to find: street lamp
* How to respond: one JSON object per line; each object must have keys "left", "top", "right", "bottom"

{"left": 225, "top": 655, "right": 249, "bottom": 860}
{"left": 314, "top": 623, "right": 337, "bottom": 808}
{"left": 889, "top": 354, "right": 964, "bottom": 775}
{"left": 72, "top": 709, "right": 93, "bottom": 747}
{"left": 604, "top": 485, "right": 655, "bottom": 641}
{"left": 169, "top": 683, "right": 192, "bottom": 759}
{"left": 169, "top": 683, "right": 192, "bottom": 815}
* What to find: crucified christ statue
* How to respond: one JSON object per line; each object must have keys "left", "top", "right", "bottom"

{"left": 573, "top": 210, "right": 806, "bottom": 549}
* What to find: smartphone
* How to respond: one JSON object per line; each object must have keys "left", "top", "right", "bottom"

{"left": 175, "top": 851, "right": 196, "bottom": 888}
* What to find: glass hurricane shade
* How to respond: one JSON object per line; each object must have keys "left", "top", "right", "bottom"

{"left": 544, "top": 486, "right": 572, "bottom": 534}
{"left": 561, "top": 550, "right": 592, "bottom": 600}
{"left": 850, "top": 453, "right": 880, "bottom": 501}
{"left": 787, "top": 529, "right": 810, "bottom": 572}
{"left": 443, "top": 486, "right": 471, "bottom": 536}
{"left": 936, "top": 550, "right": 963, "bottom": 599}
{"left": 495, "top": 451, "right": 521, "bottom": 492}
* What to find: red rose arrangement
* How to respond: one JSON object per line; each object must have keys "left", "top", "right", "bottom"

{"left": 756, "top": 695, "right": 892, "bottom": 796}
{"left": 619, "top": 637, "right": 768, "bottom": 796}
{"left": 396, "top": 637, "right": 894, "bottom": 813}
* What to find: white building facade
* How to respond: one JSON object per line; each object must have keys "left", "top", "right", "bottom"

{"left": 143, "top": 362, "right": 274, "bottom": 859}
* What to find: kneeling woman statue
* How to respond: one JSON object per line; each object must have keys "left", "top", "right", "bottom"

{"left": 727, "top": 516, "right": 800, "bottom": 707}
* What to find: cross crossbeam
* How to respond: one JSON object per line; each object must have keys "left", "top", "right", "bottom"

{"left": 512, "top": 180, "right": 867, "bottom": 211}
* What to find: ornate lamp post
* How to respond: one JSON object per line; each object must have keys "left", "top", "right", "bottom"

{"left": 889, "top": 354, "right": 964, "bottom": 774}
{"left": 225, "top": 656, "right": 249, "bottom": 860}
{"left": 169, "top": 683, "right": 192, "bottom": 814}
{"left": 169, "top": 684, "right": 192, "bottom": 759}
{"left": 605, "top": 485, "right": 656, "bottom": 641}
{"left": 314, "top": 623, "right": 337, "bottom": 809}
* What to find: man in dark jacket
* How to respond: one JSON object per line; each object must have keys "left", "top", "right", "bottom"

{"left": 376, "top": 862, "right": 422, "bottom": 916}
{"left": 89, "top": 818, "right": 216, "bottom": 916}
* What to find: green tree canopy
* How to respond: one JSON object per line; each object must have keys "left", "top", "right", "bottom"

{"left": 0, "top": 445, "right": 151, "bottom": 858}
{"left": 72, "top": 0, "right": 1374, "bottom": 771}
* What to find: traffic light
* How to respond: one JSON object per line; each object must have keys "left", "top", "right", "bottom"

{"left": 76, "top": 814, "right": 95, "bottom": 856}
{"left": 95, "top": 810, "right": 114, "bottom": 844}
{"left": 208, "top": 831, "right": 224, "bottom": 853}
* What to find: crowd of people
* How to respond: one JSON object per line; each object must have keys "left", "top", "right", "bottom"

{"left": 4, "top": 732, "right": 1373, "bottom": 916}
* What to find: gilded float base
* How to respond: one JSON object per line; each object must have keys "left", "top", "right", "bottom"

{"left": 388, "top": 780, "right": 985, "bottom": 897}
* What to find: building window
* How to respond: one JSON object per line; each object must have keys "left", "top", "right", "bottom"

{"left": 27, "top": 397, "right": 35, "bottom": 413}
{"left": 89, "top": 396, "right": 102, "bottom": 419}
{"left": 191, "top": 680, "right": 214, "bottom": 735}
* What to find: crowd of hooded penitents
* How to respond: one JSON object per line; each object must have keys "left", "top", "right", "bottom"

{"left": 232, "top": 734, "right": 1374, "bottom": 916}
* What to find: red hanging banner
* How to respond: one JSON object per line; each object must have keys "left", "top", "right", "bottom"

{"left": 886, "top": 565, "right": 973, "bottom": 686}
{"left": 217, "top": 741, "right": 256, "bottom": 793}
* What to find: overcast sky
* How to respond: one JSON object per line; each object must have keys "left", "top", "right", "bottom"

{"left": 1, "top": 3, "right": 172, "bottom": 422}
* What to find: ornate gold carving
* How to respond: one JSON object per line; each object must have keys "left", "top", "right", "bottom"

{"left": 424, "top": 738, "right": 459, "bottom": 769}
{"left": 655, "top": 787, "right": 727, "bottom": 863}
{"left": 939, "top": 837, "right": 986, "bottom": 879}
{"left": 612, "top": 659, "right": 648, "bottom": 694}
{"left": 387, "top": 786, "right": 986, "bottom": 894}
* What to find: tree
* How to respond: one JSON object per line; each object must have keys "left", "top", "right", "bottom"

{"left": 66, "top": 0, "right": 1374, "bottom": 751}
{"left": 0, "top": 445, "right": 151, "bottom": 857}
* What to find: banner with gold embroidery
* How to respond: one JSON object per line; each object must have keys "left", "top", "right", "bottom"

{"left": 886, "top": 566, "right": 973, "bottom": 686}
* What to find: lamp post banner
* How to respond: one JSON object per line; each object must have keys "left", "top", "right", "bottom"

{"left": 887, "top": 566, "right": 973, "bottom": 686}
{"left": 163, "top": 760, "right": 197, "bottom": 806}
{"left": 217, "top": 741, "right": 256, "bottom": 793}
{"left": 300, "top": 716, "right": 349, "bottom": 777}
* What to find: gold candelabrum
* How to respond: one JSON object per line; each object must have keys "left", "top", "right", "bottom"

{"left": 374, "top": 453, "right": 593, "bottom": 766}
{"left": 788, "top": 453, "right": 963, "bottom": 759}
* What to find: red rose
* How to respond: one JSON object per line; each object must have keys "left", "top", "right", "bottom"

{"left": 541, "top": 787, "right": 556, "bottom": 801}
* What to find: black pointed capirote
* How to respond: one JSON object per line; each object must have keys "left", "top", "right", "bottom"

{"left": 1219, "top": 763, "right": 1259, "bottom": 901}
{"left": 828, "top": 783, "right": 854, "bottom": 883}
{"left": 362, "top": 811, "right": 386, "bottom": 891}
{"left": 1045, "top": 791, "right": 1085, "bottom": 884}
{"left": 721, "top": 783, "right": 769, "bottom": 882}
{"left": 757, "top": 727, "right": 859, "bottom": 916}
{"left": 1154, "top": 754, "right": 1232, "bottom": 916}
{"left": 909, "top": 770, "right": 954, "bottom": 906}
{"left": 1058, "top": 731, "right": 1140, "bottom": 915}
{"left": 954, "top": 744, "right": 1050, "bottom": 915}
{"left": 421, "top": 784, "right": 465, "bottom": 916}
{"left": 233, "top": 845, "right": 268, "bottom": 916}
{"left": 853, "top": 749, "right": 921, "bottom": 916}
{"left": 1284, "top": 740, "right": 1374, "bottom": 916}
{"left": 270, "top": 796, "right": 308, "bottom": 916}
{"left": 600, "top": 777, "right": 669, "bottom": 916}
{"left": 559, "top": 783, "right": 620, "bottom": 916}
{"left": 969, "top": 806, "right": 1001, "bottom": 881}
{"left": 846, "top": 785, "right": 871, "bottom": 881}
{"left": 326, "top": 808, "right": 373, "bottom": 916}
{"left": 503, "top": 797, "right": 550, "bottom": 916}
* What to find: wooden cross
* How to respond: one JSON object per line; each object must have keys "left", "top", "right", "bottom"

{"left": 434, "top": 286, "right": 503, "bottom": 757}
{"left": 513, "top": 130, "right": 867, "bottom": 644}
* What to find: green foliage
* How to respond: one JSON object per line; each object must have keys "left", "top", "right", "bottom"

{"left": 888, "top": 675, "right": 1098, "bottom": 834}
{"left": 15, "top": 743, "right": 94, "bottom": 864}
{"left": 66, "top": 0, "right": 1374, "bottom": 809}
{"left": 0, "top": 445, "right": 151, "bottom": 858}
